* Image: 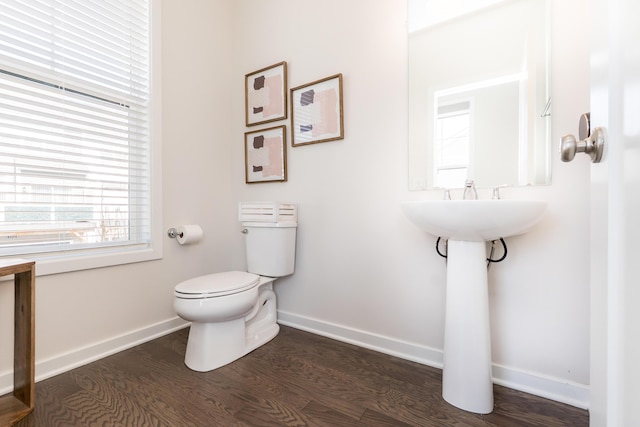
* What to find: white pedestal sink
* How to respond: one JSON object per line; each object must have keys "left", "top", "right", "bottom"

{"left": 401, "top": 200, "right": 547, "bottom": 414}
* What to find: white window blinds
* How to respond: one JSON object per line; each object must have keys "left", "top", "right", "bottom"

{"left": 0, "top": 0, "right": 151, "bottom": 255}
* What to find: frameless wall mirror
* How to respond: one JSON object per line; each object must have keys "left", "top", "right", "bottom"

{"left": 408, "top": 0, "right": 551, "bottom": 190}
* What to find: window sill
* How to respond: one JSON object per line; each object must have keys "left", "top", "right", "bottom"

{"left": 0, "top": 243, "right": 162, "bottom": 278}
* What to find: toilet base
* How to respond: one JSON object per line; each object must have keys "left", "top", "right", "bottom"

{"left": 184, "top": 285, "right": 279, "bottom": 372}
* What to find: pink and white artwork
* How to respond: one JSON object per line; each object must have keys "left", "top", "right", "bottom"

{"left": 245, "top": 62, "right": 287, "bottom": 126}
{"left": 291, "top": 73, "right": 344, "bottom": 147}
{"left": 244, "top": 125, "right": 287, "bottom": 183}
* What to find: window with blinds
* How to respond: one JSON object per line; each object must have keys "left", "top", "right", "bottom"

{"left": 434, "top": 100, "right": 472, "bottom": 188}
{"left": 0, "top": 0, "right": 153, "bottom": 258}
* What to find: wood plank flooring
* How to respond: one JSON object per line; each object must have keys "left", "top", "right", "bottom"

{"left": 10, "top": 326, "right": 588, "bottom": 426}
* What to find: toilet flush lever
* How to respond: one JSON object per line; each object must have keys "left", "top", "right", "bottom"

{"left": 560, "top": 113, "right": 606, "bottom": 163}
{"left": 241, "top": 228, "right": 248, "bottom": 234}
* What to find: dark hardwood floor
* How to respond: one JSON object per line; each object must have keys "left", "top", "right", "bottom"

{"left": 11, "top": 325, "right": 588, "bottom": 426}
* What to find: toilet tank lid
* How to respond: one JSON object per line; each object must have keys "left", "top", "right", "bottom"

{"left": 175, "top": 271, "right": 260, "bottom": 296}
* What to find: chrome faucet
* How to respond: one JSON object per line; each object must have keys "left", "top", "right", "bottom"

{"left": 463, "top": 179, "right": 478, "bottom": 200}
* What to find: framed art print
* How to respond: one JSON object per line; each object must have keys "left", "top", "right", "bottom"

{"left": 245, "top": 62, "right": 287, "bottom": 126}
{"left": 244, "top": 125, "right": 287, "bottom": 183}
{"left": 290, "top": 73, "right": 344, "bottom": 147}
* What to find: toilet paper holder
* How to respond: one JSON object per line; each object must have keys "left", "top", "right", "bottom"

{"left": 167, "top": 228, "right": 183, "bottom": 239}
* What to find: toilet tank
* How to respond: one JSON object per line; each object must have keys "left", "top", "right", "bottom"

{"left": 239, "top": 202, "right": 297, "bottom": 277}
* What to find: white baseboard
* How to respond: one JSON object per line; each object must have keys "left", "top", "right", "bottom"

{"left": 0, "top": 316, "right": 189, "bottom": 396}
{"left": 277, "top": 310, "right": 590, "bottom": 410}
{"left": 492, "top": 364, "right": 589, "bottom": 409}
{"left": 277, "top": 310, "right": 444, "bottom": 368}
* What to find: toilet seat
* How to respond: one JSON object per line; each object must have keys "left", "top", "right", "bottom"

{"left": 174, "top": 271, "right": 260, "bottom": 299}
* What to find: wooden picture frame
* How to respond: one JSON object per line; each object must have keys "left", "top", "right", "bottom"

{"left": 244, "top": 125, "right": 287, "bottom": 183}
{"left": 245, "top": 62, "right": 287, "bottom": 126}
{"left": 290, "top": 73, "right": 344, "bottom": 147}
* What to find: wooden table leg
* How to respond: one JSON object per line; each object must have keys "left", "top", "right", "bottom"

{"left": 0, "top": 260, "right": 35, "bottom": 426}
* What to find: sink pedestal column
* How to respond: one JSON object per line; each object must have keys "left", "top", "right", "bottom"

{"left": 442, "top": 240, "right": 494, "bottom": 414}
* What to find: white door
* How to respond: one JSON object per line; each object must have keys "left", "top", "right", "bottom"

{"left": 589, "top": 0, "right": 640, "bottom": 425}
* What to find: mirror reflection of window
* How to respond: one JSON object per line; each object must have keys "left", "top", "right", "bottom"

{"left": 434, "top": 101, "right": 472, "bottom": 188}
{"left": 408, "top": 0, "right": 550, "bottom": 190}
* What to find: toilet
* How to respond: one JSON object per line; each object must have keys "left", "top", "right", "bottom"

{"left": 174, "top": 202, "right": 297, "bottom": 372}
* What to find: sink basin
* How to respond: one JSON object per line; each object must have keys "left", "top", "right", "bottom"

{"left": 401, "top": 200, "right": 547, "bottom": 242}
{"left": 401, "top": 198, "right": 547, "bottom": 414}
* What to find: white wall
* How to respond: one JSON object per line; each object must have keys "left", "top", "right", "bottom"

{"left": 231, "top": 0, "right": 591, "bottom": 408}
{"left": 1, "top": 0, "right": 592, "bottom": 409}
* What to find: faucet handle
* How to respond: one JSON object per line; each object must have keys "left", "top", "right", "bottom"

{"left": 492, "top": 185, "right": 508, "bottom": 200}
{"left": 433, "top": 187, "right": 452, "bottom": 200}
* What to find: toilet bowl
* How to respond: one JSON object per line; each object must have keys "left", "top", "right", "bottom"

{"left": 174, "top": 271, "right": 279, "bottom": 371}
{"left": 173, "top": 202, "right": 297, "bottom": 372}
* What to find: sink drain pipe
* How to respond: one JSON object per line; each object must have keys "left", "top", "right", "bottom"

{"left": 436, "top": 237, "right": 508, "bottom": 270}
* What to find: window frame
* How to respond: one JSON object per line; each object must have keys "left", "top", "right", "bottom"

{"left": 433, "top": 99, "right": 474, "bottom": 188}
{"left": 0, "top": 0, "right": 163, "bottom": 277}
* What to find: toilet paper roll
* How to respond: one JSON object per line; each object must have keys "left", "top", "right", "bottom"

{"left": 176, "top": 225, "right": 203, "bottom": 245}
